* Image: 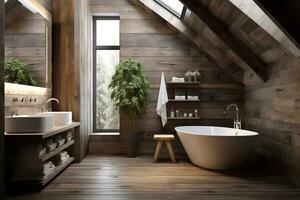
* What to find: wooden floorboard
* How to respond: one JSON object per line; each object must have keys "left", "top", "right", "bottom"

{"left": 6, "top": 156, "right": 300, "bottom": 200}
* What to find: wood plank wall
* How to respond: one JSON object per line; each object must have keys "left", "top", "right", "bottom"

{"left": 52, "top": 0, "right": 91, "bottom": 160}
{"left": 244, "top": 56, "right": 300, "bottom": 186}
{"left": 75, "top": 0, "right": 92, "bottom": 160}
{"left": 89, "top": 0, "right": 244, "bottom": 156}
{"left": 52, "top": 0, "right": 78, "bottom": 118}
{"left": 0, "top": 0, "right": 5, "bottom": 198}
{"left": 5, "top": 1, "right": 49, "bottom": 87}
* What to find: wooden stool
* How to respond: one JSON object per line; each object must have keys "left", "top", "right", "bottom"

{"left": 153, "top": 134, "right": 176, "bottom": 163}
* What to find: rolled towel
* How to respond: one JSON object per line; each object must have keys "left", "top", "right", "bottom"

{"left": 53, "top": 151, "right": 70, "bottom": 166}
{"left": 43, "top": 161, "right": 56, "bottom": 175}
{"left": 55, "top": 135, "right": 66, "bottom": 147}
{"left": 65, "top": 132, "right": 73, "bottom": 142}
{"left": 46, "top": 139, "right": 57, "bottom": 152}
{"left": 171, "top": 77, "right": 185, "bottom": 83}
{"left": 37, "top": 145, "right": 47, "bottom": 157}
{"left": 174, "top": 95, "right": 186, "bottom": 100}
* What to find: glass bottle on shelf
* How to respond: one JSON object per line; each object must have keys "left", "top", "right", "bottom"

{"left": 170, "top": 108, "right": 175, "bottom": 118}
{"left": 194, "top": 109, "right": 198, "bottom": 117}
{"left": 175, "top": 109, "right": 179, "bottom": 118}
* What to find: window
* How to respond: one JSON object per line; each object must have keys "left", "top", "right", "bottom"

{"left": 93, "top": 16, "right": 120, "bottom": 133}
{"left": 155, "top": 0, "right": 187, "bottom": 19}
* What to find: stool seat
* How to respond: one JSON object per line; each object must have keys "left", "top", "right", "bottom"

{"left": 153, "top": 134, "right": 176, "bottom": 163}
{"left": 154, "top": 134, "right": 174, "bottom": 141}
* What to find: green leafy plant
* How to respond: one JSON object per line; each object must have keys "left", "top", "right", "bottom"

{"left": 109, "top": 59, "right": 149, "bottom": 157}
{"left": 4, "top": 58, "right": 37, "bottom": 86}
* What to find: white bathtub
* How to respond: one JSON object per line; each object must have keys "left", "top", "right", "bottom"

{"left": 175, "top": 126, "right": 259, "bottom": 170}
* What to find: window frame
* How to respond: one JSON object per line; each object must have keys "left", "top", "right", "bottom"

{"left": 92, "top": 15, "right": 120, "bottom": 133}
{"left": 154, "top": 0, "right": 187, "bottom": 19}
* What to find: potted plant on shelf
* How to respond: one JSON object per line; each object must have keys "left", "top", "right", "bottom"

{"left": 109, "top": 59, "right": 149, "bottom": 157}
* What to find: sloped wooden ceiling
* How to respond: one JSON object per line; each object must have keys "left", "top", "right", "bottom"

{"left": 253, "top": 0, "right": 300, "bottom": 56}
{"left": 190, "top": 0, "right": 296, "bottom": 66}
{"left": 136, "top": 0, "right": 297, "bottom": 86}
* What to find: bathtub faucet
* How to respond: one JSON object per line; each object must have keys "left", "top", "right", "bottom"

{"left": 223, "top": 104, "right": 241, "bottom": 129}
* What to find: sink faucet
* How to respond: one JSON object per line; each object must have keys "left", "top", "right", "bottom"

{"left": 223, "top": 104, "right": 241, "bottom": 129}
{"left": 44, "top": 98, "right": 59, "bottom": 112}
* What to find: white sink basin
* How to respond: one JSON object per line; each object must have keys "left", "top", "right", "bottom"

{"left": 5, "top": 115, "right": 54, "bottom": 133}
{"left": 41, "top": 111, "right": 72, "bottom": 126}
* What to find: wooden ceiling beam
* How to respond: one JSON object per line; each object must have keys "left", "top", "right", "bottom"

{"left": 180, "top": 0, "right": 268, "bottom": 82}
{"left": 135, "top": 0, "right": 245, "bottom": 84}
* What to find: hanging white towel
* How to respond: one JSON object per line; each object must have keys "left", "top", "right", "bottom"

{"left": 156, "top": 72, "right": 169, "bottom": 127}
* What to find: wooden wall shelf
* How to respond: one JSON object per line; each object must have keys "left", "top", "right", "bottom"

{"left": 168, "top": 99, "right": 200, "bottom": 102}
{"left": 167, "top": 117, "right": 201, "bottom": 120}
{"left": 166, "top": 82, "right": 243, "bottom": 89}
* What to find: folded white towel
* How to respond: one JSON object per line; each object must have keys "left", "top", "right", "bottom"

{"left": 175, "top": 95, "right": 186, "bottom": 100}
{"left": 171, "top": 77, "right": 185, "bottom": 83}
{"left": 187, "top": 95, "right": 199, "bottom": 100}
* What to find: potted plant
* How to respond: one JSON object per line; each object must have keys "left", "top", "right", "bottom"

{"left": 109, "top": 59, "right": 149, "bottom": 157}
{"left": 4, "top": 58, "right": 37, "bottom": 86}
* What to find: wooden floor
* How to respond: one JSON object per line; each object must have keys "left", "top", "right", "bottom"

{"left": 6, "top": 156, "right": 300, "bottom": 200}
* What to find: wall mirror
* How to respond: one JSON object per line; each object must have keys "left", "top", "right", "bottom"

{"left": 4, "top": 0, "right": 51, "bottom": 90}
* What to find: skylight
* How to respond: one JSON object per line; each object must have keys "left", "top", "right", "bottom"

{"left": 155, "top": 0, "right": 186, "bottom": 18}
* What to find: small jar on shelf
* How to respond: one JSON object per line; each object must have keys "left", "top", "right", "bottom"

{"left": 194, "top": 109, "right": 198, "bottom": 117}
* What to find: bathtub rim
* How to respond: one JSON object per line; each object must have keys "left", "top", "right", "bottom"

{"left": 175, "top": 126, "right": 259, "bottom": 137}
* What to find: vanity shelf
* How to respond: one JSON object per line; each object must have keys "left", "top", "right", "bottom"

{"left": 41, "top": 140, "right": 75, "bottom": 162}
{"left": 5, "top": 122, "right": 80, "bottom": 189}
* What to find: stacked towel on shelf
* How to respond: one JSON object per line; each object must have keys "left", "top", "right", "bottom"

{"left": 37, "top": 144, "right": 47, "bottom": 157}
{"left": 41, "top": 161, "right": 56, "bottom": 177}
{"left": 187, "top": 95, "right": 199, "bottom": 100}
{"left": 175, "top": 95, "right": 186, "bottom": 100}
{"left": 55, "top": 135, "right": 66, "bottom": 147}
{"left": 171, "top": 77, "right": 185, "bottom": 83}
{"left": 53, "top": 151, "right": 70, "bottom": 166}
{"left": 46, "top": 139, "right": 57, "bottom": 152}
{"left": 65, "top": 131, "right": 73, "bottom": 142}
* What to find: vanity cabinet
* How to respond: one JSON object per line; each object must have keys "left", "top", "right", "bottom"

{"left": 5, "top": 122, "right": 80, "bottom": 189}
